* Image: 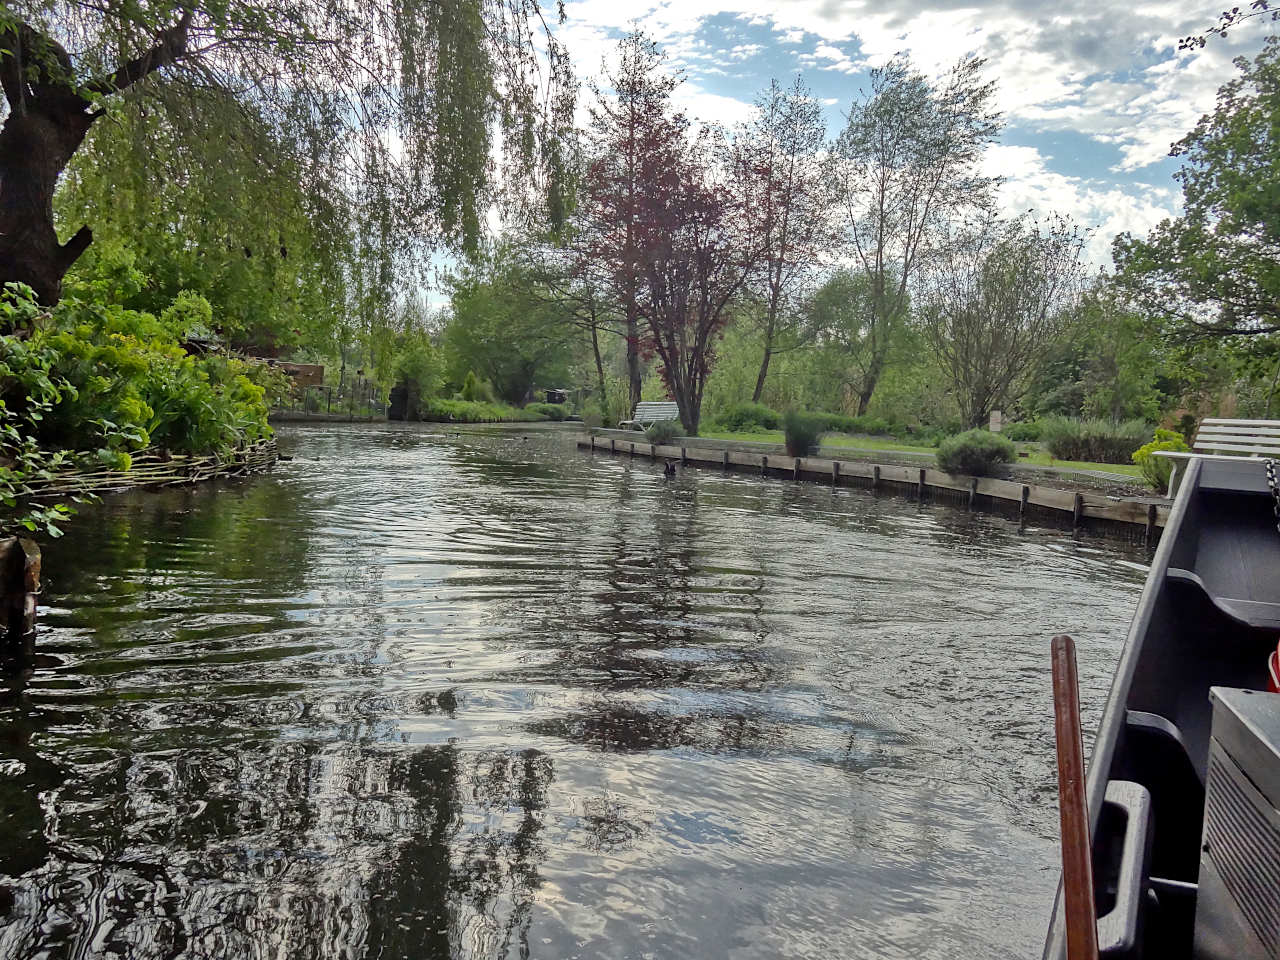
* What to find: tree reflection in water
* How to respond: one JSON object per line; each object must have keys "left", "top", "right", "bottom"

{"left": 0, "top": 426, "right": 1150, "bottom": 960}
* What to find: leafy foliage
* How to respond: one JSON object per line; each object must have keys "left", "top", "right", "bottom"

{"left": 445, "top": 253, "right": 580, "bottom": 405}
{"left": 1001, "top": 421, "right": 1043, "bottom": 442}
{"left": 936, "top": 429, "right": 1015, "bottom": 476}
{"left": 1115, "top": 38, "right": 1280, "bottom": 340}
{"left": 0, "top": 283, "right": 278, "bottom": 537}
{"left": 1132, "top": 428, "right": 1191, "bottom": 490}
{"left": 3, "top": 0, "right": 574, "bottom": 302}
{"left": 732, "top": 77, "right": 835, "bottom": 401}
{"left": 714, "top": 402, "right": 782, "bottom": 432}
{"left": 918, "top": 213, "right": 1090, "bottom": 428}
{"left": 420, "top": 398, "right": 544, "bottom": 422}
{"left": 832, "top": 56, "right": 1001, "bottom": 413}
{"left": 1040, "top": 417, "right": 1150, "bottom": 464}
{"left": 525, "top": 402, "right": 569, "bottom": 421}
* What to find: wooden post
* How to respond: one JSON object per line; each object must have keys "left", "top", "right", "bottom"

{"left": 629, "top": 442, "right": 635, "bottom": 457}
{"left": 722, "top": 450, "right": 729, "bottom": 470}
{"left": 1145, "top": 503, "right": 1157, "bottom": 547}
{"left": 872, "top": 465, "right": 880, "bottom": 491}
{"left": 1051, "top": 634, "right": 1100, "bottom": 960}
{"left": 832, "top": 461, "right": 840, "bottom": 486}
{"left": 681, "top": 446, "right": 688, "bottom": 465}
{"left": 610, "top": 437, "right": 616, "bottom": 454}
{"left": 1, "top": 537, "right": 40, "bottom": 661}
{"left": 969, "top": 476, "right": 979, "bottom": 510}
{"left": 761, "top": 455, "right": 768, "bottom": 476}
{"left": 650, "top": 444, "right": 656, "bottom": 460}
{"left": 917, "top": 468, "right": 926, "bottom": 501}
{"left": 1020, "top": 485, "right": 1030, "bottom": 523}
{"left": 1073, "top": 493, "right": 1084, "bottom": 531}
{"left": 793, "top": 457, "right": 801, "bottom": 481}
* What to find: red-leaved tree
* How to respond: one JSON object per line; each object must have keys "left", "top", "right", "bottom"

{"left": 579, "top": 30, "right": 680, "bottom": 413}
{"left": 634, "top": 125, "right": 755, "bottom": 436}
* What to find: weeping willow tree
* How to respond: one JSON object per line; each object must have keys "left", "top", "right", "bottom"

{"left": 0, "top": 0, "right": 574, "bottom": 308}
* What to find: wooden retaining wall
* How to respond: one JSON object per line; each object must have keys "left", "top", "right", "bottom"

{"left": 578, "top": 434, "right": 1168, "bottom": 544}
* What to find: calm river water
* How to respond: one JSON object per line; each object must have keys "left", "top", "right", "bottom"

{"left": 0, "top": 424, "right": 1149, "bottom": 960}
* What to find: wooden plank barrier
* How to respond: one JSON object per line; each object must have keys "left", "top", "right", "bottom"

{"left": 579, "top": 434, "right": 1168, "bottom": 536}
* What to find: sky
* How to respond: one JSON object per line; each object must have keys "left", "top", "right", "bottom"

{"left": 549, "top": 0, "right": 1271, "bottom": 265}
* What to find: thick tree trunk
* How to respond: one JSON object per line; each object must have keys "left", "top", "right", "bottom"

{"left": 0, "top": 105, "right": 95, "bottom": 306}
{"left": 0, "top": 14, "right": 192, "bottom": 308}
{"left": 856, "top": 368, "right": 879, "bottom": 415}
{"left": 625, "top": 309, "right": 642, "bottom": 414}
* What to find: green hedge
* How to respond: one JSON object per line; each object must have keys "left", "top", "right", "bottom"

{"left": 1040, "top": 417, "right": 1149, "bottom": 464}
{"left": 714, "top": 401, "right": 781, "bottom": 432}
{"left": 1001, "top": 420, "right": 1042, "bottom": 442}
{"left": 421, "top": 398, "right": 544, "bottom": 423}
{"left": 645, "top": 420, "right": 681, "bottom": 444}
{"left": 524, "top": 402, "right": 569, "bottom": 421}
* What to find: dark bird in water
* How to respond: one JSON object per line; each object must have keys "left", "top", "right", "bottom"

{"left": 663, "top": 459, "right": 677, "bottom": 477}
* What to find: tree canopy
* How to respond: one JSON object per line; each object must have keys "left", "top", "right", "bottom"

{"left": 0, "top": 0, "right": 574, "bottom": 306}
{"left": 1115, "top": 38, "right": 1280, "bottom": 340}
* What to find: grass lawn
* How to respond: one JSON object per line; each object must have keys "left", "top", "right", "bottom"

{"left": 698, "top": 429, "right": 1146, "bottom": 478}
{"left": 1018, "top": 450, "right": 1144, "bottom": 477}
{"left": 700, "top": 429, "right": 936, "bottom": 454}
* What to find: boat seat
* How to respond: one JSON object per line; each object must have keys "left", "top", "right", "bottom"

{"left": 1121, "top": 711, "right": 1205, "bottom": 881}
{"left": 1166, "top": 568, "right": 1280, "bottom": 631}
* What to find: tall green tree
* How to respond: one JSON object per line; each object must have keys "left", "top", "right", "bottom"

{"left": 802, "top": 268, "right": 906, "bottom": 413}
{"left": 917, "top": 213, "right": 1089, "bottom": 428}
{"left": 732, "top": 77, "right": 834, "bottom": 402}
{"left": 832, "top": 56, "right": 1001, "bottom": 413}
{"left": 0, "top": 0, "right": 573, "bottom": 307}
{"left": 57, "top": 89, "right": 346, "bottom": 352}
{"left": 1116, "top": 38, "right": 1280, "bottom": 340}
{"left": 443, "top": 253, "right": 581, "bottom": 405}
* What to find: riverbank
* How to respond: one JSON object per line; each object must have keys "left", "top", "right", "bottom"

{"left": 591, "top": 428, "right": 1150, "bottom": 497}
{"left": 581, "top": 431, "right": 1168, "bottom": 541}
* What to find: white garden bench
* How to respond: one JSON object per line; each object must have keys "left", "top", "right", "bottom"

{"left": 620, "top": 401, "right": 680, "bottom": 431}
{"left": 1155, "top": 418, "right": 1280, "bottom": 494}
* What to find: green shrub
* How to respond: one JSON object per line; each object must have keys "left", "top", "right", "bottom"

{"left": 459, "top": 370, "right": 495, "bottom": 403}
{"left": 524, "top": 402, "right": 569, "bottom": 421}
{"left": 783, "top": 410, "right": 825, "bottom": 457}
{"left": 421, "top": 398, "right": 542, "bottom": 422}
{"left": 906, "top": 425, "right": 947, "bottom": 448}
{"left": 1002, "top": 420, "right": 1042, "bottom": 442}
{"left": 1040, "top": 416, "right": 1149, "bottom": 464}
{"left": 715, "top": 401, "right": 781, "bottom": 432}
{"left": 645, "top": 420, "right": 681, "bottom": 444}
{"left": 819, "top": 412, "right": 897, "bottom": 436}
{"left": 936, "top": 429, "right": 1016, "bottom": 476}
{"left": 0, "top": 283, "right": 279, "bottom": 537}
{"left": 1132, "top": 428, "right": 1190, "bottom": 491}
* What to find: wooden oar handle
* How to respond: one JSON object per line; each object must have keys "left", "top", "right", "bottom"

{"left": 1052, "top": 634, "right": 1099, "bottom": 960}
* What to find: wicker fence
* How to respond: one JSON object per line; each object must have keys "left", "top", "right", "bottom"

{"left": 27, "top": 438, "right": 279, "bottom": 498}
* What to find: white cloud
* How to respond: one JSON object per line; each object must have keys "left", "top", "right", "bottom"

{"left": 981, "top": 144, "right": 1178, "bottom": 265}
{"left": 558, "top": 0, "right": 1265, "bottom": 171}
